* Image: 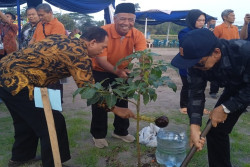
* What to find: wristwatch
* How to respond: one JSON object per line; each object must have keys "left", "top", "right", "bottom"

{"left": 221, "top": 104, "right": 230, "bottom": 114}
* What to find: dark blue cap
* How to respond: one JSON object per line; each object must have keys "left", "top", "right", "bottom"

{"left": 171, "top": 29, "right": 218, "bottom": 69}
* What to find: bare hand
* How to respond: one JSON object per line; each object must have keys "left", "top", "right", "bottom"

{"left": 190, "top": 124, "right": 206, "bottom": 151}
{"left": 244, "top": 14, "right": 250, "bottom": 24}
{"left": 115, "top": 69, "right": 130, "bottom": 78}
{"left": 112, "top": 106, "right": 135, "bottom": 119}
{"left": 209, "top": 28, "right": 214, "bottom": 31}
{"left": 209, "top": 105, "right": 228, "bottom": 127}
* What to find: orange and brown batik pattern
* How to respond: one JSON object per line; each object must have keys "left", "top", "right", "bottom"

{"left": 0, "top": 34, "right": 94, "bottom": 99}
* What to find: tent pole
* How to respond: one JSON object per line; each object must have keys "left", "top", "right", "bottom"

{"left": 166, "top": 22, "right": 171, "bottom": 46}
{"left": 17, "top": 0, "right": 21, "bottom": 45}
{"left": 144, "top": 18, "right": 147, "bottom": 38}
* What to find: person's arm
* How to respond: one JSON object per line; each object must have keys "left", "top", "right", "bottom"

{"left": 0, "top": 10, "right": 11, "bottom": 25}
{"left": 187, "top": 67, "right": 207, "bottom": 151}
{"left": 112, "top": 106, "right": 135, "bottom": 118}
{"left": 95, "top": 56, "right": 129, "bottom": 78}
{"left": 240, "top": 14, "right": 250, "bottom": 39}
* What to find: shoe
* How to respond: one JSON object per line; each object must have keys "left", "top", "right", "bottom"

{"left": 210, "top": 93, "right": 217, "bottom": 99}
{"left": 112, "top": 133, "right": 135, "bottom": 143}
{"left": 8, "top": 156, "right": 41, "bottom": 167}
{"left": 179, "top": 108, "right": 187, "bottom": 114}
{"left": 92, "top": 137, "right": 108, "bottom": 148}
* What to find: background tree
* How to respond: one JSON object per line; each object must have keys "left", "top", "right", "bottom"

{"left": 135, "top": 22, "right": 185, "bottom": 36}
{"left": 1, "top": 7, "right": 17, "bottom": 15}
{"left": 135, "top": 3, "right": 141, "bottom": 11}
{"left": 55, "top": 13, "right": 76, "bottom": 31}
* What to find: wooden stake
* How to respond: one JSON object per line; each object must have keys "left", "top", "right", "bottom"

{"left": 40, "top": 88, "right": 62, "bottom": 167}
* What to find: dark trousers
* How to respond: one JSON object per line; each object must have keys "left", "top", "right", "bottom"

{"left": 90, "top": 70, "right": 129, "bottom": 139}
{"left": 0, "top": 87, "right": 70, "bottom": 167}
{"left": 180, "top": 75, "right": 188, "bottom": 108}
{"left": 209, "top": 81, "right": 219, "bottom": 94}
{"left": 207, "top": 87, "right": 246, "bottom": 167}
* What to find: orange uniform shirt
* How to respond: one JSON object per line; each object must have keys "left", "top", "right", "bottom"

{"left": 92, "top": 24, "right": 146, "bottom": 71}
{"left": 33, "top": 18, "right": 65, "bottom": 42}
{"left": 213, "top": 22, "right": 240, "bottom": 40}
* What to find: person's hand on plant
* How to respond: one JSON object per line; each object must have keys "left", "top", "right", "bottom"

{"left": 209, "top": 105, "right": 228, "bottom": 127}
{"left": 112, "top": 106, "right": 135, "bottom": 119}
{"left": 115, "top": 68, "right": 130, "bottom": 78}
{"left": 190, "top": 124, "right": 206, "bottom": 151}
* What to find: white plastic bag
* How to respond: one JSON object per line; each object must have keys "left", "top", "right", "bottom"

{"left": 139, "top": 123, "right": 160, "bottom": 147}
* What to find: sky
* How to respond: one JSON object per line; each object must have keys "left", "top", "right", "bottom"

{"left": 87, "top": 0, "right": 249, "bottom": 26}
{"left": 20, "top": 0, "right": 248, "bottom": 26}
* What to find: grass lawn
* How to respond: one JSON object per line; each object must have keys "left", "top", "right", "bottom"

{"left": 0, "top": 102, "right": 250, "bottom": 167}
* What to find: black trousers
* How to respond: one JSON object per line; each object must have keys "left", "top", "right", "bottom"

{"left": 0, "top": 87, "right": 70, "bottom": 167}
{"left": 207, "top": 87, "right": 247, "bottom": 167}
{"left": 180, "top": 75, "right": 188, "bottom": 108}
{"left": 90, "top": 70, "right": 129, "bottom": 139}
{"left": 209, "top": 81, "right": 219, "bottom": 94}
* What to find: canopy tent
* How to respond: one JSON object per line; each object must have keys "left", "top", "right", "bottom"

{"left": 136, "top": 9, "right": 189, "bottom": 26}
{"left": 135, "top": 9, "right": 217, "bottom": 45}
{"left": 135, "top": 9, "right": 217, "bottom": 26}
{"left": 0, "top": 0, "right": 115, "bottom": 40}
{"left": 0, "top": 0, "right": 115, "bottom": 13}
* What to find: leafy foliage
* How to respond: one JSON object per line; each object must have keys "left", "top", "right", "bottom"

{"left": 73, "top": 49, "right": 177, "bottom": 167}
{"left": 73, "top": 49, "right": 176, "bottom": 108}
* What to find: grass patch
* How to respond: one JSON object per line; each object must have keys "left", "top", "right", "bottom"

{"left": 1, "top": 102, "right": 250, "bottom": 166}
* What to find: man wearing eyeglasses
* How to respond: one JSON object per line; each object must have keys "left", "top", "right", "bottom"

{"left": 91, "top": 3, "right": 146, "bottom": 148}
{"left": 171, "top": 28, "right": 250, "bottom": 167}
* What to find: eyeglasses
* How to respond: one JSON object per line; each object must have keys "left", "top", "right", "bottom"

{"left": 117, "top": 17, "right": 135, "bottom": 23}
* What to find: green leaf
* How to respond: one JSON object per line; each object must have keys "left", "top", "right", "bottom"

{"left": 115, "top": 78, "right": 124, "bottom": 83}
{"left": 168, "top": 82, "right": 177, "bottom": 92}
{"left": 73, "top": 87, "right": 84, "bottom": 99}
{"left": 152, "top": 94, "right": 157, "bottom": 101}
{"left": 113, "top": 89, "right": 124, "bottom": 98}
{"left": 127, "top": 62, "right": 134, "bottom": 70}
{"left": 99, "top": 78, "right": 109, "bottom": 84}
{"left": 133, "top": 94, "right": 139, "bottom": 101}
{"left": 80, "top": 88, "right": 97, "bottom": 99}
{"left": 86, "top": 92, "right": 101, "bottom": 106}
{"left": 94, "top": 82, "right": 103, "bottom": 90}
{"left": 104, "top": 94, "right": 117, "bottom": 108}
{"left": 143, "top": 93, "right": 149, "bottom": 105}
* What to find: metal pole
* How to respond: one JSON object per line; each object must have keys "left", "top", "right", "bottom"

{"left": 166, "top": 22, "right": 171, "bottom": 47}
{"left": 16, "top": 0, "right": 21, "bottom": 44}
